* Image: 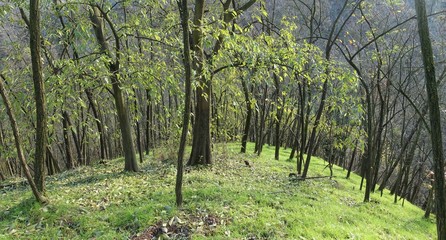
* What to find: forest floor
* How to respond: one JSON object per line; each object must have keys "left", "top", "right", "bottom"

{"left": 0, "top": 142, "right": 437, "bottom": 239}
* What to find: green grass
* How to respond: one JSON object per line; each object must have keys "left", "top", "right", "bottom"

{"left": 0, "top": 142, "right": 436, "bottom": 239}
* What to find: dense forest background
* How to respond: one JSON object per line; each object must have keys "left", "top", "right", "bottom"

{"left": 0, "top": 0, "right": 446, "bottom": 237}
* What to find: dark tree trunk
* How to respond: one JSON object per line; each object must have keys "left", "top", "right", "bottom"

{"left": 188, "top": 82, "right": 212, "bottom": 165}
{"left": 145, "top": 89, "right": 153, "bottom": 154}
{"left": 255, "top": 85, "right": 268, "bottom": 156}
{"left": 288, "top": 115, "right": 299, "bottom": 160}
{"left": 90, "top": 6, "right": 138, "bottom": 171}
{"left": 188, "top": 0, "right": 211, "bottom": 166}
{"left": 85, "top": 89, "right": 107, "bottom": 160}
{"left": 45, "top": 147, "right": 58, "bottom": 175}
{"left": 133, "top": 89, "right": 143, "bottom": 163}
{"left": 0, "top": 74, "right": 47, "bottom": 204}
{"left": 273, "top": 73, "right": 283, "bottom": 160}
{"left": 110, "top": 67, "right": 139, "bottom": 171}
{"left": 346, "top": 140, "right": 358, "bottom": 179}
{"left": 241, "top": 76, "right": 252, "bottom": 153}
{"left": 30, "top": 0, "right": 47, "bottom": 193}
{"left": 301, "top": 79, "right": 329, "bottom": 179}
{"left": 62, "top": 111, "right": 74, "bottom": 169}
{"left": 298, "top": 80, "right": 309, "bottom": 174}
{"left": 176, "top": 0, "right": 192, "bottom": 206}
{"left": 188, "top": 0, "right": 256, "bottom": 164}
{"left": 415, "top": 0, "right": 446, "bottom": 237}
{"left": 63, "top": 111, "right": 82, "bottom": 165}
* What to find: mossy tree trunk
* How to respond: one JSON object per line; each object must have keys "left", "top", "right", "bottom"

{"left": 30, "top": 0, "right": 47, "bottom": 193}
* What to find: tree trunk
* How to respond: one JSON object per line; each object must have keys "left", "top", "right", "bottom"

{"left": 188, "top": 0, "right": 211, "bottom": 166}
{"left": 110, "top": 67, "right": 139, "bottom": 171}
{"left": 415, "top": 0, "right": 446, "bottom": 238}
{"left": 273, "top": 73, "right": 282, "bottom": 160}
{"left": 176, "top": 0, "right": 192, "bottom": 206}
{"left": 133, "top": 89, "right": 143, "bottom": 163}
{"left": 301, "top": 79, "right": 329, "bottom": 179}
{"left": 240, "top": 76, "right": 252, "bottom": 153}
{"left": 62, "top": 111, "right": 74, "bottom": 169}
{"left": 145, "top": 89, "right": 153, "bottom": 154}
{"left": 64, "top": 111, "right": 82, "bottom": 165}
{"left": 85, "top": 89, "right": 107, "bottom": 160}
{"left": 0, "top": 74, "right": 47, "bottom": 204}
{"left": 30, "top": 0, "right": 47, "bottom": 193}
{"left": 90, "top": 6, "right": 138, "bottom": 171}
{"left": 346, "top": 141, "right": 358, "bottom": 179}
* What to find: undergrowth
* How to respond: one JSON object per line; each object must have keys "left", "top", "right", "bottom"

{"left": 0, "top": 142, "right": 436, "bottom": 239}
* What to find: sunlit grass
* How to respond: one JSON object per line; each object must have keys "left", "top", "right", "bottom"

{"left": 0, "top": 142, "right": 436, "bottom": 239}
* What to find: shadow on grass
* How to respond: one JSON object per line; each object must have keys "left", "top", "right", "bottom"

{"left": 47, "top": 161, "right": 163, "bottom": 189}
{"left": 0, "top": 197, "right": 37, "bottom": 223}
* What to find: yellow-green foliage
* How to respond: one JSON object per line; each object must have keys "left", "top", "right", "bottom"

{"left": 0, "top": 143, "right": 436, "bottom": 239}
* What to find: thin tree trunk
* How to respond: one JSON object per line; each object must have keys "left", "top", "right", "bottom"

{"left": 0, "top": 74, "right": 47, "bottom": 204}
{"left": 133, "top": 89, "right": 143, "bottom": 163}
{"left": 62, "top": 111, "right": 74, "bottom": 169}
{"left": 85, "top": 89, "right": 107, "bottom": 160}
{"left": 176, "top": 0, "right": 192, "bottom": 206}
{"left": 273, "top": 73, "right": 282, "bottom": 160}
{"left": 301, "top": 79, "right": 328, "bottom": 179}
{"left": 145, "top": 89, "right": 153, "bottom": 154}
{"left": 64, "top": 111, "right": 82, "bottom": 165}
{"left": 346, "top": 140, "right": 358, "bottom": 179}
{"left": 240, "top": 76, "right": 252, "bottom": 153}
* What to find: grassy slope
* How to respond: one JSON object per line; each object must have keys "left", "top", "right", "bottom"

{"left": 0, "top": 142, "right": 436, "bottom": 239}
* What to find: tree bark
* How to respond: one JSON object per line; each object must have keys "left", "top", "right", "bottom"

{"left": 188, "top": 0, "right": 257, "bottom": 165}
{"left": 85, "top": 89, "right": 107, "bottom": 160}
{"left": 241, "top": 75, "right": 252, "bottom": 153}
{"left": 415, "top": 0, "right": 446, "bottom": 238}
{"left": 90, "top": 5, "right": 138, "bottom": 171}
{"left": 0, "top": 75, "right": 48, "bottom": 204}
{"left": 30, "top": 0, "right": 47, "bottom": 193}
{"left": 176, "top": 0, "right": 192, "bottom": 206}
{"left": 273, "top": 73, "right": 283, "bottom": 160}
{"left": 62, "top": 111, "right": 74, "bottom": 169}
{"left": 188, "top": 0, "right": 212, "bottom": 165}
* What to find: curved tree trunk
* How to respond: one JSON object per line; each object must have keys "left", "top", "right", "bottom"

{"left": 176, "top": 0, "right": 192, "bottom": 206}
{"left": 90, "top": 6, "right": 138, "bottom": 171}
{"left": 0, "top": 74, "right": 48, "bottom": 204}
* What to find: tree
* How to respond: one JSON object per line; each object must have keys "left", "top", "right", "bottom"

{"left": 301, "top": 0, "right": 362, "bottom": 179}
{"left": 187, "top": 0, "right": 210, "bottom": 165}
{"left": 89, "top": 5, "right": 138, "bottom": 172}
{"left": 29, "top": 0, "right": 47, "bottom": 193}
{"left": 188, "top": 0, "right": 257, "bottom": 166}
{"left": 0, "top": 74, "right": 47, "bottom": 204}
{"left": 175, "top": 0, "right": 192, "bottom": 207}
{"left": 414, "top": 0, "right": 446, "bottom": 238}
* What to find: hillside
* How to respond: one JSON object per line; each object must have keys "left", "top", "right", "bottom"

{"left": 0, "top": 143, "right": 436, "bottom": 239}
